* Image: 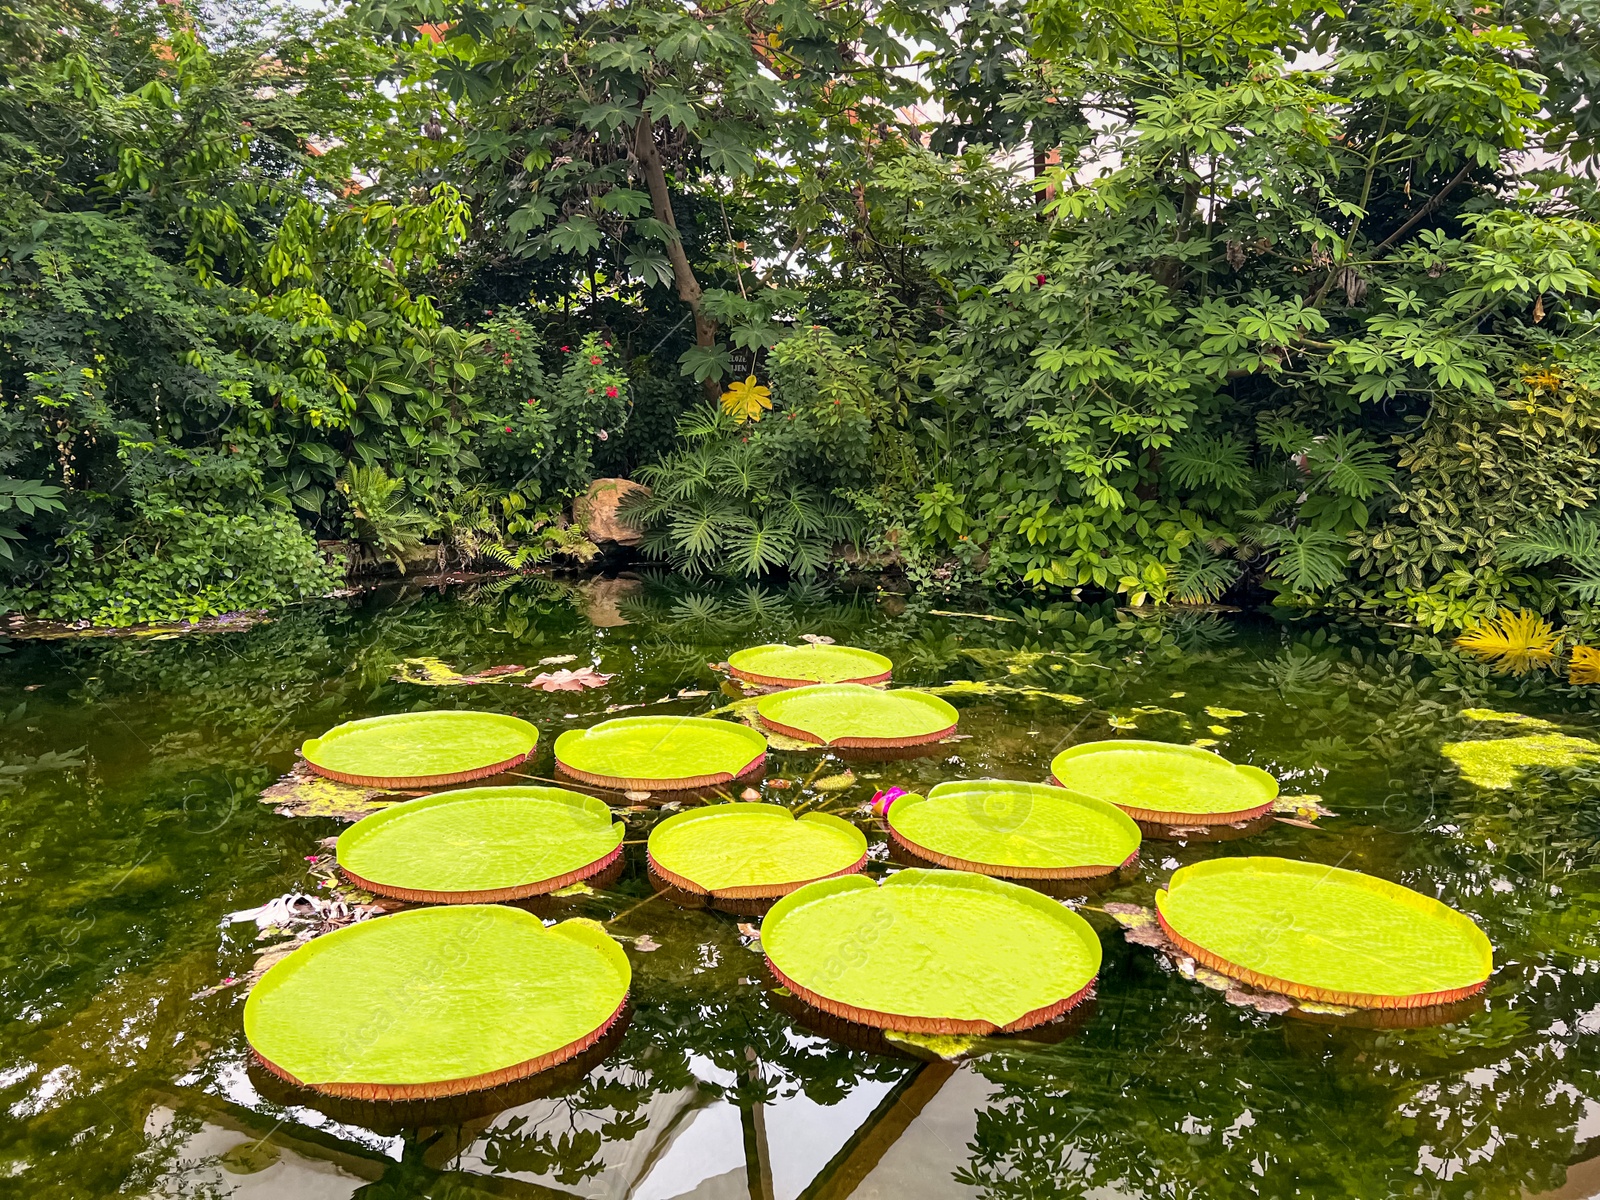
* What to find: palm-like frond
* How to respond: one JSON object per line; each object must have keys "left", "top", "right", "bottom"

{"left": 788, "top": 535, "right": 833, "bottom": 577}
{"left": 643, "top": 444, "right": 719, "bottom": 503}
{"left": 1168, "top": 542, "right": 1241, "bottom": 604}
{"left": 725, "top": 516, "right": 795, "bottom": 576}
{"left": 772, "top": 489, "right": 825, "bottom": 536}
{"left": 1455, "top": 609, "right": 1559, "bottom": 675}
{"left": 711, "top": 442, "right": 774, "bottom": 498}
{"left": 1499, "top": 515, "right": 1600, "bottom": 568}
{"left": 1167, "top": 435, "right": 1252, "bottom": 493}
{"left": 1305, "top": 429, "right": 1395, "bottom": 499}
{"left": 1254, "top": 525, "right": 1350, "bottom": 593}
{"left": 1569, "top": 645, "right": 1600, "bottom": 685}
{"left": 669, "top": 499, "right": 737, "bottom": 558}
{"left": 1561, "top": 560, "right": 1600, "bottom": 604}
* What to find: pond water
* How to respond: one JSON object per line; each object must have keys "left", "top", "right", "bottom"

{"left": 5, "top": 576, "right": 1600, "bottom": 1200}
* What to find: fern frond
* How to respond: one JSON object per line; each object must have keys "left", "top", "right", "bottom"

{"left": 1455, "top": 609, "right": 1559, "bottom": 675}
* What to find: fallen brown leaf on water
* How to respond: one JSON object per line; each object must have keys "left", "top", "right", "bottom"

{"left": 260, "top": 762, "right": 413, "bottom": 821}
{"left": 633, "top": 935, "right": 661, "bottom": 952}
{"left": 737, "top": 923, "right": 761, "bottom": 940}
{"left": 678, "top": 688, "right": 709, "bottom": 698}
{"left": 800, "top": 634, "right": 836, "bottom": 645}
{"left": 624, "top": 790, "right": 652, "bottom": 803}
{"left": 1274, "top": 817, "right": 1322, "bottom": 830}
{"left": 527, "top": 667, "right": 613, "bottom": 692}
{"left": 395, "top": 657, "right": 532, "bottom": 686}
{"left": 1273, "top": 793, "right": 1336, "bottom": 819}
{"left": 765, "top": 777, "right": 792, "bottom": 789}
{"left": 539, "top": 655, "right": 578, "bottom": 665}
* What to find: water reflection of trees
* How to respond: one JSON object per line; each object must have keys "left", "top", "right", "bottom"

{"left": 10, "top": 581, "right": 1600, "bottom": 1197}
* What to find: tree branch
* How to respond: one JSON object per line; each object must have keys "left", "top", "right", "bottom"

{"left": 632, "top": 111, "right": 720, "bottom": 400}
{"left": 1368, "top": 162, "right": 1473, "bottom": 257}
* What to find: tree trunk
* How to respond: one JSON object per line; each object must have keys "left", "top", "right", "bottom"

{"left": 633, "top": 113, "right": 720, "bottom": 401}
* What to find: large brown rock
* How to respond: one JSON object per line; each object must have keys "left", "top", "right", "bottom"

{"left": 574, "top": 478, "right": 649, "bottom": 546}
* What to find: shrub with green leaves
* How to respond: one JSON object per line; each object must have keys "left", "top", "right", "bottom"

{"left": 16, "top": 505, "right": 339, "bottom": 627}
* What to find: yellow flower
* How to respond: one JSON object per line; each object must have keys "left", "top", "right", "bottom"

{"left": 1570, "top": 645, "right": 1600, "bottom": 685}
{"left": 1455, "top": 609, "right": 1559, "bottom": 675}
{"left": 721, "top": 375, "right": 772, "bottom": 424}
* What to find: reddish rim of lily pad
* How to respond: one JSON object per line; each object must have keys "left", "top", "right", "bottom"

{"left": 554, "top": 754, "right": 766, "bottom": 793}
{"left": 251, "top": 996, "right": 629, "bottom": 1101}
{"left": 311, "top": 753, "right": 534, "bottom": 790}
{"left": 1045, "top": 774, "right": 1274, "bottom": 825}
{"left": 646, "top": 847, "right": 868, "bottom": 901}
{"left": 884, "top": 822, "right": 1139, "bottom": 881}
{"left": 756, "top": 714, "right": 956, "bottom": 749}
{"left": 1154, "top": 910, "right": 1490, "bottom": 1010}
{"left": 763, "top": 957, "right": 1093, "bottom": 1035}
{"left": 341, "top": 842, "right": 624, "bottom": 904}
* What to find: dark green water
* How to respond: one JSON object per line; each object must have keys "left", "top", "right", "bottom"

{"left": 5, "top": 576, "right": 1600, "bottom": 1200}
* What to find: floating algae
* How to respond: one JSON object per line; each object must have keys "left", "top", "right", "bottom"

{"left": 1441, "top": 732, "right": 1600, "bottom": 788}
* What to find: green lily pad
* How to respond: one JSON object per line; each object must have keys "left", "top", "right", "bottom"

{"left": 885, "top": 780, "right": 1141, "bottom": 880}
{"left": 1441, "top": 732, "right": 1600, "bottom": 788}
{"left": 756, "top": 684, "right": 959, "bottom": 748}
{"left": 648, "top": 803, "right": 868, "bottom": 899}
{"left": 244, "top": 906, "right": 630, "bottom": 1099}
{"left": 760, "top": 869, "right": 1101, "bottom": 1033}
{"left": 336, "top": 786, "right": 625, "bottom": 902}
{"left": 554, "top": 716, "right": 767, "bottom": 790}
{"left": 1155, "top": 857, "right": 1493, "bottom": 1008}
{"left": 1050, "top": 739, "right": 1277, "bottom": 824}
{"left": 302, "top": 711, "right": 538, "bottom": 788}
{"left": 728, "top": 644, "right": 893, "bottom": 687}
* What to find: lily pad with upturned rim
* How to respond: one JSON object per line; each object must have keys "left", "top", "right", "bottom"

{"left": 1155, "top": 857, "right": 1493, "bottom": 1008}
{"left": 302, "top": 711, "right": 538, "bottom": 788}
{"left": 756, "top": 684, "right": 958, "bottom": 748}
{"left": 244, "top": 906, "right": 630, "bottom": 1100}
{"left": 336, "top": 786, "right": 625, "bottom": 903}
{"left": 647, "top": 803, "right": 868, "bottom": 899}
{"left": 1049, "top": 739, "right": 1277, "bottom": 825}
{"left": 884, "top": 780, "right": 1141, "bottom": 880}
{"left": 728, "top": 644, "right": 893, "bottom": 688}
{"left": 760, "top": 869, "right": 1102, "bottom": 1034}
{"left": 553, "top": 716, "right": 767, "bottom": 791}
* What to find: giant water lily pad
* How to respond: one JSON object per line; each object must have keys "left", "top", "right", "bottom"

{"left": 885, "top": 780, "right": 1141, "bottom": 880}
{"left": 1050, "top": 739, "right": 1277, "bottom": 824}
{"left": 729, "top": 644, "right": 893, "bottom": 688}
{"left": 245, "top": 906, "right": 630, "bottom": 1100}
{"left": 755, "top": 684, "right": 958, "bottom": 748}
{"left": 1155, "top": 857, "right": 1493, "bottom": 1008}
{"left": 337, "top": 786, "right": 625, "bottom": 902}
{"left": 761, "top": 869, "right": 1101, "bottom": 1033}
{"left": 648, "top": 803, "right": 868, "bottom": 899}
{"left": 554, "top": 716, "right": 766, "bottom": 790}
{"left": 302, "top": 712, "right": 538, "bottom": 788}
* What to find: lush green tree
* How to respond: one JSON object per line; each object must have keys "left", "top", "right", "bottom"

{"left": 852, "top": 0, "right": 1600, "bottom": 610}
